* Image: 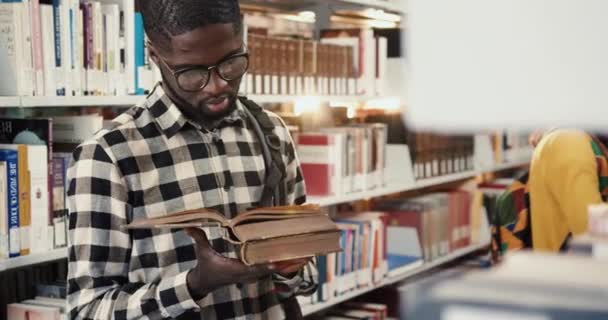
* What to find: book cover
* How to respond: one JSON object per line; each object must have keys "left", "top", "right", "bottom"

{"left": 52, "top": 156, "right": 67, "bottom": 248}
{"left": 59, "top": 0, "right": 72, "bottom": 96}
{"left": 0, "top": 148, "right": 20, "bottom": 258}
{"left": 134, "top": 8, "right": 145, "bottom": 94}
{"left": 0, "top": 2, "right": 26, "bottom": 96}
{"left": 52, "top": 0, "right": 65, "bottom": 96}
{"left": 30, "top": 0, "right": 45, "bottom": 96}
{"left": 0, "top": 161, "right": 7, "bottom": 259}
{"left": 296, "top": 133, "right": 338, "bottom": 196}
{"left": 40, "top": 3, "right": 57, "bottom": 96}
{"left": 0, "top": 118, "right": 53, "bottom": 240}
{"left": 0, "top": 144, "right": 31, "bottom": 256}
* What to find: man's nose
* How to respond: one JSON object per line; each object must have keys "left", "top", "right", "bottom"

{"left": 204, "top": 69, "right": 229, "bottom": 95}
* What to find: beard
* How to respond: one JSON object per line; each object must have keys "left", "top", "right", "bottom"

{"left": 161, "top": 75, "right": 239, "bottom": 124}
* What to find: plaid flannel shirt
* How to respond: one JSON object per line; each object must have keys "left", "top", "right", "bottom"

{"left": 67, "top": 85, "right": 314, "bottom": 319}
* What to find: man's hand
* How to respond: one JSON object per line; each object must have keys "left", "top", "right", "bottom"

{"left": 185, "top": 227, "right": 276, "bottom": 300}
{"left": 273, "top": 258, "right": 311, "bottom": 277}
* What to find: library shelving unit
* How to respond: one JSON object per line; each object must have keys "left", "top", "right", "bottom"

{"left": 0, "top": 248, "right": 66, "bottom": 272}
{"left": 0, "top": 94, "right": 383, "bottom": 108}
{"left": 301, "top": 242, "right": 489, "bottom": 316}
{"left": 0, "top": 157, "right": 527, "bottom": 273}
{"left": 308, "top": 158, "right": 530, "bottom": 207}
{"left": 0, "top": 97, "right": 21, "bottom": 108}
{"left": 241, "top": 0, "right": 406, "bottom": 14}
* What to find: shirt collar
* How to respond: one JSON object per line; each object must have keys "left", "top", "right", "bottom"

{"left": 145, "top": 83, "right": 246, "bottom": 139}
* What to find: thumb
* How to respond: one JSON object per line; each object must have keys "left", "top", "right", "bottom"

{"left": 185, "top": 227, "right": 212, "bottom": 251}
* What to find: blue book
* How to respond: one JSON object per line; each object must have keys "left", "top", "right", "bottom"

{"left": 387, "top": 254, "right": 421, "bottom": 271}
{"left": 134, "top": 11, "right": 145, "bottom": 95}
{"left": 0, "top": 149, "right": 19, "bottom": 258}
{"left": 316, "top": 255, "right": 327, "bottom": 301}
{"left": 336, "top": 219, "right": 371, "bottom": 272}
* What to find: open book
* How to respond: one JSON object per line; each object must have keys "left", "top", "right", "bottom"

{"left": 125, "top": 204, "right": 342, "bottom": 265}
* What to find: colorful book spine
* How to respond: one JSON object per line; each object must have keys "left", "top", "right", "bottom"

{"left": 16, "top": 145, "right": 30, "bottom": 256}
{"left": 0, "top": 149, "right": 20, "bottom": 258}
{"left": 134, "top": 10, "right": 145, "bottom": 95}
{"left": 52, "top": 156, "right": 67, "bottom": 248}
{"left": 52, "top": 0, "right": 65, "bottom": 96}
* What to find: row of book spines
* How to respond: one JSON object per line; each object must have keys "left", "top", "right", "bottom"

{"left": 317, "top": 215, "right": 389, "bottom": 302}
{"left": 247, "top": 34, "right": 357, "bottom": 78}
{"left": 408, "top": 133, "right": 475, "bottom": 179}
{"left": 0, "top": 148, "right": 69, "bottom": 260}
{"left": 315, "top": 194, "right": 473, "bottom": 300}
{"left": 0, "top": 0, "right": 144, "bottom": 97}
{"left": 245, "top": 30, "right": 388, "bottom": 96}
{"left": 375, "top": 192, "right": 473, "bottom": 262}
{"left": 295, "top": 124, "right": 388, "bottom": 197}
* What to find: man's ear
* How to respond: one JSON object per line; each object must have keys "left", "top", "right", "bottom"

{"left": 147, "top": 41, "right": 161, "bottom": 67}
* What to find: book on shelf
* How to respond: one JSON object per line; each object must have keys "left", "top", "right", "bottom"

{"left": 374, "top": 191, "right": 474, "bottom": 263}
{"left": 320, "top": 28, "right": 378, "bottom": 96}
{"left": 0, "top": 0, "right": 139, "bottom": 97}
{"left": 296, "top": 124, "right": 388, "bottom": 197}
{"left": 245, "top": 33, "right": 360, "bottom": 97}
{"left": 0, "top": 149, "right": 20, "bottom": 259}
{"left": 312, "top": 210, "right": 429, "bottom": 306}
{"left": 0, "top": 2, "right": 35, "bottom": 96}
{"left": 125, "top": 204, "right": 342, "bottom": 266}
{"left": 0, "top": 144, "right": 30, "bottom": 257}
{"left": 0, "top": 118, "right": 53, "bottom": 258}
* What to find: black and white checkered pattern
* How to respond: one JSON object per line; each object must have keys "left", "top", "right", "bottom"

{"left": 67, "top": 85, "right": 310, "bottom": 319}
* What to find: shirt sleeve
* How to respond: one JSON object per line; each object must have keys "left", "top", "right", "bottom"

{"left": 67, "top": 141, "right": 200, "bottom": 320}
{"left": 544, "top": 130, "right": 603, "bottom": 235}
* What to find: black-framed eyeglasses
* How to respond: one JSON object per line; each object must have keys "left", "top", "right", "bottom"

{"left": 157, "top": 52, "right": 249, "bottom": 92}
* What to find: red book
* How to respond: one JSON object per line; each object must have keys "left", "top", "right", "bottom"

{"left": 448, "top": 192, "right": 459, "bottom": 251}
{"left": 296, "top": 133, "right": 336, "bottom": 196}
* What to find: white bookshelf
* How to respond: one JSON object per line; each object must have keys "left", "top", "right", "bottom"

{"left": 0, "top": 97, "right": 21, "bottom": 107}
{"left": 0, "top": 248, "right": 67, "bottom": 272}
{"left": 301, "top": 241, "right": 490, "bottom": 316}
{"left": 309, "top": 159, "right": 529, "bottom": 207}
{"left": 18, "top": 95, "right": 146, "bottom": 107}
{"left": 1, "top": 94, "right": 381, "bottom": 107}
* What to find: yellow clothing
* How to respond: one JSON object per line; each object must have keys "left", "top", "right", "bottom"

{"left": 529, "top": 130, "right": 603, "bottom": 252}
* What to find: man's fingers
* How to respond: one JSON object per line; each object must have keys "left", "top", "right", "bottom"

{"left": 185, "top": 227, "right": 212, "bottom": 251}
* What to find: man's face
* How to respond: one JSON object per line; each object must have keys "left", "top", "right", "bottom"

{"left": 150, "top": 23, "right": 244, "bottom": 123}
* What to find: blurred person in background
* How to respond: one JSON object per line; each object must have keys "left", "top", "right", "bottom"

{"left": 528, "top": 129, "right": 608, "bottom": 252}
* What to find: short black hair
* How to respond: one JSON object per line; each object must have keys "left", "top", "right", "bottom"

{"left": 139, "top": 0, "right": 242, "bottom": 52}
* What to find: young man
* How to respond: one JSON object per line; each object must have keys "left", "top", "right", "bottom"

{"left": 67, "top": 0, "right": 315, "bottom": 318}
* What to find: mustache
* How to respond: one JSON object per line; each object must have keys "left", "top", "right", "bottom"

{"left": 201, "top": 93, "right": 233, "bottom": 105}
